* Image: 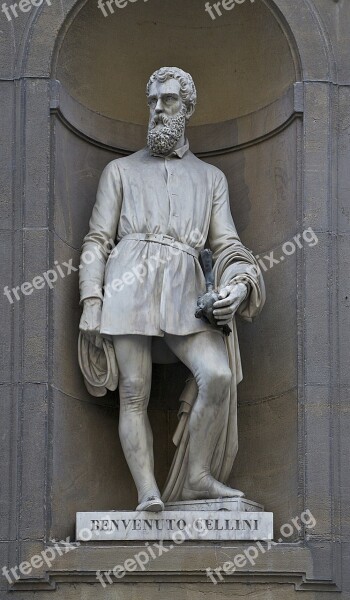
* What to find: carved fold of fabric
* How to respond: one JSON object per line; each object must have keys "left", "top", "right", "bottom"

{"left": 78, "top": 332, "right": 118, "bottom": 397}
{"left": 161, "top": 245, "right": 265, "bottom": 502}
{"left": 214, "top": 245, "right": 266, "bottom": 322}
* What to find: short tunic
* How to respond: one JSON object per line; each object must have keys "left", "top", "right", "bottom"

{"left": 79, "top": 141, "right": 252, "bottom": 337}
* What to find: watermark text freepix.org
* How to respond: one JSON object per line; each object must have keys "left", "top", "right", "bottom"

{"left": 3, "top": 237, "right": 117, "bottom": 305}
{"left": 2, "top": 538, "right": 78, "bottom": 585}
{"left": 1, "top": 0, "right": 51, "bottom": 22}
{"left": 255, "top": 227, "right": 318, "bottom": 272}
{"left": 205, "top": 0, "right": 255, "bottom": 21}
{"left": 94, "top": 516, "right": 209, "bottom": 587}
{"left": 97, "top": 0, "right": 149, "bottom": 18}
{"left": 206, "top": 509, "right": 316, "bottom": 584}
{"left": 3, "top": 230, "right": 205, "bottom": 304}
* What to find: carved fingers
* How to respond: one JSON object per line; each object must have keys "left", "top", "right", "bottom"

{"left": 213, "top": 283, "right": 248, "bottom": 326}
{"left": 79, "top": 299, "right": 102, "bottom": 343}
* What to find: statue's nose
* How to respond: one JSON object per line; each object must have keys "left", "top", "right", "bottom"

{"left": 155, "top": 99, "right": 163, "bottom": 114}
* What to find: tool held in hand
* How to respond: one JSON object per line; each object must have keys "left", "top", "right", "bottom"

{"left": 195, "top": 249, "right": 232, "bottom": 337}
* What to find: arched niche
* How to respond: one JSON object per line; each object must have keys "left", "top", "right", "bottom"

{"left": 46, "top": 0, "right": 304, "bottom": 540}
{"left": 54, "top": 0, "right": 298, "bottom": 125}
{"left": 14, "top": 0, "right": 334, "bottom": 550}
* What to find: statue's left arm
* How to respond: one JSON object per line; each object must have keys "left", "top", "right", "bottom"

{"left": 208, "top": 170, "right": 266, "bottom": 325}
{"left": 79, "top": 162, "right": 123, "bottom": 338}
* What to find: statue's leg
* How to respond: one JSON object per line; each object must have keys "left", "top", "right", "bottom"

{"left": 112, "top": 335, "right": 163, "bottom": 512}
{"left": 165, "top": 331, "right": 244, "bottom": 501}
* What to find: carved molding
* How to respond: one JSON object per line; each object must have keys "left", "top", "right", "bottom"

{"left": 10, "top": 541, "right": 340, "bottom": 592}
{"left": 50, "top": 81, "right": 304, "bottom": 157}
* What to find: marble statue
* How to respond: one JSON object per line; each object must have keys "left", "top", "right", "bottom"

{"left": 78, "top": 67, "right": 265, "bottom": 512}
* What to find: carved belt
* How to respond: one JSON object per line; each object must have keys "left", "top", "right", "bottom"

{"left": 121, "top": 233, "right": 199, "bottom": 259}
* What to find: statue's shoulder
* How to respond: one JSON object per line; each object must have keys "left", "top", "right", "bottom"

{"left": 102, "top": 148, "right": 147, "bottom": 172}
{"left": 189, "top": 151, "right": 227, "bottom": 181}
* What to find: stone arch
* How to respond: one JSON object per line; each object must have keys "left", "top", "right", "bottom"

{"left": 13, "top": 0, "right": 334, "bottom": 83}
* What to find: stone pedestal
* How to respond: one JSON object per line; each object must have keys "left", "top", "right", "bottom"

{"left": 76, "top": 499, "right": 273, "bottom": 542}
{"left": 165, "top": 497, "right": 264, "bottom": 512}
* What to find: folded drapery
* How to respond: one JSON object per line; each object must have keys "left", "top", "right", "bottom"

{"left": 78, "top": 332, "right": 118, "bottom": 397}
{"left": 161, "top": 243, "right": 265, "bottom": 501}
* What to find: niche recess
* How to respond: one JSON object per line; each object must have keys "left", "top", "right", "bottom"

{"left": 50, "top": 0, "right": 300, "bottom": 539}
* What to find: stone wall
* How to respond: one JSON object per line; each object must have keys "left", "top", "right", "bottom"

{"left": 0, "top": 0, "right": 349, "bottom": 597}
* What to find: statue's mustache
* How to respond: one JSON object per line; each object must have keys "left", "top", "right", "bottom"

{"left": 150, "top": 115, "right": 170, "bottom": 129}
{"left": 149, "top": 112, "right": 186, "bottom": 130}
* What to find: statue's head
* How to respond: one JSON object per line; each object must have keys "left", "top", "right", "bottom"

{"left": 146, "top": 67, "right": 197, "bottom": 156}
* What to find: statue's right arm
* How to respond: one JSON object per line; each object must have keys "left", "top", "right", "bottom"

{"left": 79, "top": 162, "right": 122, "bottom": 334}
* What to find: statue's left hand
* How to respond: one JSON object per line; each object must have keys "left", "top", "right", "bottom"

{"left": 213, "top": 283, "right": 248, "bottom": 326}
{"left": 79, "top": 298, "right": 103, "bottom": 346}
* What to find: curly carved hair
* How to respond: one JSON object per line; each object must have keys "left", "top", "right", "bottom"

{"left": 146, "top": 67, "right": 197, "bottom": 116}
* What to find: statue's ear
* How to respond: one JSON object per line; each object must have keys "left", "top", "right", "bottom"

{"left": 185, "top": 103, "right": 195, "bottom": 121}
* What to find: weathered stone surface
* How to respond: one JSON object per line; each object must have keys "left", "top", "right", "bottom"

{"left": 165, "top": 497, "right": 264, "bottom": 512}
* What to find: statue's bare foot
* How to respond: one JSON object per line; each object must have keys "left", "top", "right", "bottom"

{"left": 182, "top": 475, "right": 245, "bottom": 501}
{"left": 136, "top": 489, "right": 164, "bottom": 512}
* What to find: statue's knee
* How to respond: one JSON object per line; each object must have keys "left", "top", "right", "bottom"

{"left": 119, "top": 376, "right": 149, "bottom": 412}
{"left": 199, "top": 366, "right": 232, "bottom": 400}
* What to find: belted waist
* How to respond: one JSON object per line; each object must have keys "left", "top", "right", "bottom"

{"left": 120, "top": 233, "right": 199, "bottom": 259}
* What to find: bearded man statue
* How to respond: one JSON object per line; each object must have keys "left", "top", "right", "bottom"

{"left": 78, "top": 67, "right": 265, "bottom": 512}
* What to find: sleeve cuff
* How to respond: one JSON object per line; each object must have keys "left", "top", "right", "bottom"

{"left": 229, "top": 276, "right": 251, "bottom": 301}
{"left": 79, "top": 289, "right": 103, "bottom": 306}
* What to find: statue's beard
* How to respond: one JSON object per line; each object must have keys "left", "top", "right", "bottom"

{"left": 147, "top": 112, "right": 186, "bottom": 156}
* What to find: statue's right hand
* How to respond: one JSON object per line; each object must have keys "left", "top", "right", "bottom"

{"left": 79, "top": 298, "right": 102, "bottom": 338}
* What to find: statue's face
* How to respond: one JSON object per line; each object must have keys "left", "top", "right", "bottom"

{"left": 147, "top": 79, "right": 184, "bottom": 124}
{"left": 147, "top": 78, "right": 187, "bottom": 156}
